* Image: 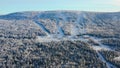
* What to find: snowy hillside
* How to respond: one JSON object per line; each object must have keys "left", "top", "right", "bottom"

{"left": 0, "top": 11, "right": 120, "bottom": 38}
{"left": 0, "top": 11, "right": 120, "bottom": 68}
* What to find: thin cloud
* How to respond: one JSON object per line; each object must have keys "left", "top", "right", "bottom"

{"left": 109, "top": 0, "right": 120, "bottom": 6}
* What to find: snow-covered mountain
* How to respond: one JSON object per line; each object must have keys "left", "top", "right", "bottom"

{"left": 0, "top": 11, "right": 120, "bottom": 39}
{"left": 0, "top": 11, "right": 120, "bottom": 68}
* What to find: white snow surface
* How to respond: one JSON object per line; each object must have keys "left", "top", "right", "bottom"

{"left": 89, "top": 36, "right": 112, "bottom": 51}
{"left": 36, "top": 36, "right": 60, "bottom": 42}
{"left": 92, "top": 46, "right": 111, "bottom": 51}
{"left": 97, "top": 51, "right": 116, "bottom": 68}
{"left": 114, "top": 56, "right": 120, "bottom": 61}
{"left": 36, "top": 35, "right": 89, "bottom": 42}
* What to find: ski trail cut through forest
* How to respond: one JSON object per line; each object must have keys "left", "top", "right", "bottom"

{"left": 34, "top": 20, "right": 50, "bottom": 36}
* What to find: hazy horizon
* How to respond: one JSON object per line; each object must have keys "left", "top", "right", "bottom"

{"left": 0, "top": 0, "right": 120, "bottom": 14}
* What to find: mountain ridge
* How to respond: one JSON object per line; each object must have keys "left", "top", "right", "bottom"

{"left": 0, "top": 11, "right": 120, "bottom": 39}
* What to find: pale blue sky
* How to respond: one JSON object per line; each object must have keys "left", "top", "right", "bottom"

{"left": 0, "top": 0, "right": 120, "bottom": 14}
